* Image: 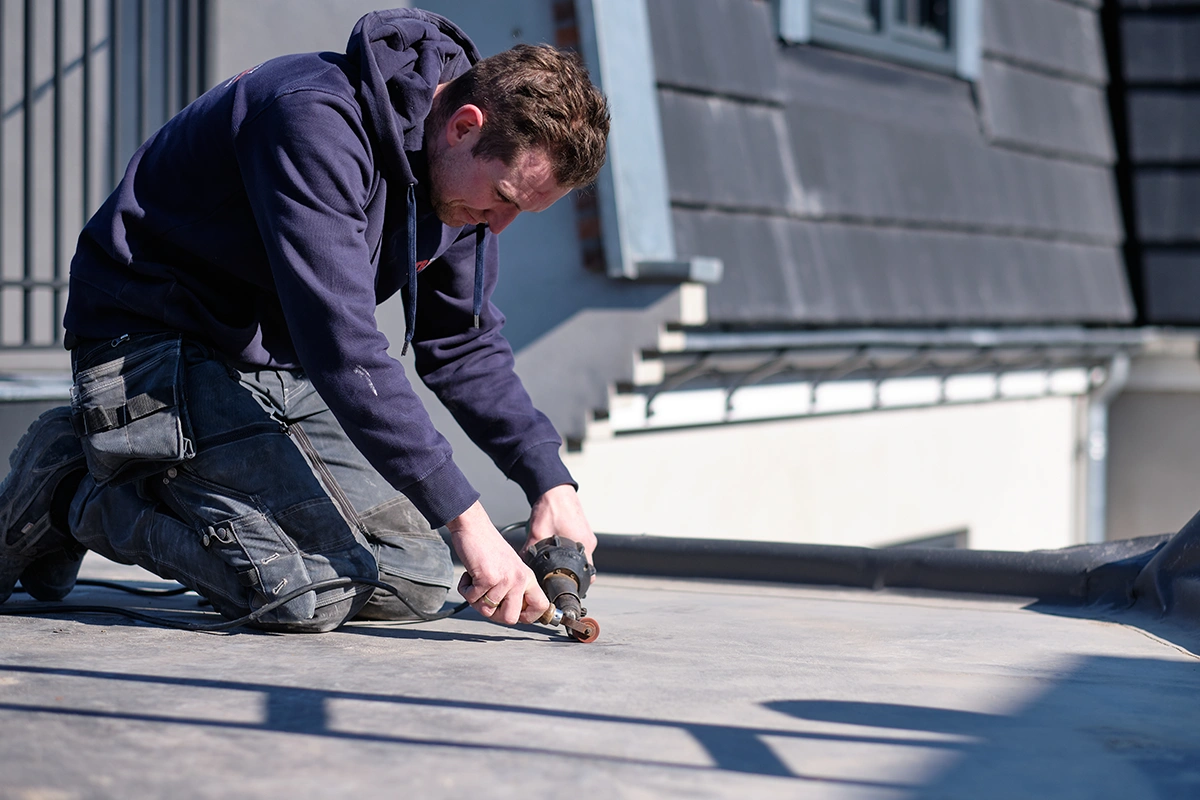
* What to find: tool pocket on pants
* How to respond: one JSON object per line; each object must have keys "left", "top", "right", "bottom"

{"left": 70, "top": 334, "right": 195, "bottom": 486}
{"left": 200, "top": 509, "right": 317, "bottom": 624}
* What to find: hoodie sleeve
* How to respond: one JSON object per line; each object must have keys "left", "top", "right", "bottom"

{"left": 234, "top": 88, "right": 480, "bottom": 527}
{"left": 411, "top": 228, "right": 577, "bottom": 505}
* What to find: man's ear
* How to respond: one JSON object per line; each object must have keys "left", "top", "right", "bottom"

{"left": 445, "top": 104, "right": 485, "bottom": 148}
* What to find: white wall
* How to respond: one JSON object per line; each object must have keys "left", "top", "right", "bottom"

{"left": 1107, "top": 351, "right": 1200, "bottom": 541}
{"left": 566, "top": 396, "right": 1085, "bottom": 551}
{"left": 208, "top": 0, "right": 404, "bottom": 81}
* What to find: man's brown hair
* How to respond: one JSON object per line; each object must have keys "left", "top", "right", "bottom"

{"left": 433, "top": 44, "right": 610, "bottom": 188}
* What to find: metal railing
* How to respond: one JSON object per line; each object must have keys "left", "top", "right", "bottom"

{"left": 0, "top": 0, "right": 207, "bottom": 350}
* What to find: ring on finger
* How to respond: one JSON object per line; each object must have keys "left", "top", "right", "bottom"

{"left": 481, "top": 594, "right": 500, "bottom": 608}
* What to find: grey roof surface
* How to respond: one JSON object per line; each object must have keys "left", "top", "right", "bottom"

{"left": 649, "top": 0, "right": 1132, "bottom": 328}
{"left": 3, "top": 554, "right": 1199, "bottom": 799}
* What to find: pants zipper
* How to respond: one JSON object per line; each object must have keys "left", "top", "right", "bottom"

{"left": 282, "top": 421, "right": 368, "bottom": 538}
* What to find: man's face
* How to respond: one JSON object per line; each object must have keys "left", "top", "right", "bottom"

{"left": 427, "top": 104, "right": 569, "bottom": 234}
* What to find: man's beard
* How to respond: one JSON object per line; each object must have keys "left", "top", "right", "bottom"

{"left": 426, "top": 144, "right": 458, "bottom": 227}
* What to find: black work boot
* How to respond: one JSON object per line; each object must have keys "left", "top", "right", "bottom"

{"left": 0, "top": 408, "right": 87, "bottom": 603}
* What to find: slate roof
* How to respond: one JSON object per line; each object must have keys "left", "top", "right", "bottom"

{"left": 647, "top": 0, "right": 1135, "bottom": 327}
{"left": 1115, "top": 0, "right": 1200, "bottom": 323}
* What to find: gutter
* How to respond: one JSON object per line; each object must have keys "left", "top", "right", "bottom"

{"left": 1085, "top": 353, "right": 1130, "bottom": 545}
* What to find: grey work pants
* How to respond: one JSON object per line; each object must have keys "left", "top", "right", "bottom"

{"left": 66, "top": 333, "right": 454, "bottom": 632}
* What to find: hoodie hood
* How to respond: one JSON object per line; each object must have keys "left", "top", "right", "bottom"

{"left": 346, "top": 9, "right": 485, "bottom": 354}
{"left": 346, "top": 8, "right": 480, "bottom": 185}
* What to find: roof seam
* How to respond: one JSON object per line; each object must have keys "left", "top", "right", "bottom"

{"left": 982, "top": 135, "right": 1115, "bottom": 168}
{"left": 668, "top": 202, "right": 1121, "bottom": 247}
{"left": 654, "top": 82, "right": 783, "bottom": 109}
{"left": 981, "top": 50, "right": 1107, "bottom": 88}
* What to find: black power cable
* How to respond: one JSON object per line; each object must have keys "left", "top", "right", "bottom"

{"left": 1, "top": 575, "right": 469, "bottom": 633}
{"left": 75, "top": 579, "right": 192, "bottom": 597}
{"left": 0, "top": 519, "right": 541, "bottom": 633}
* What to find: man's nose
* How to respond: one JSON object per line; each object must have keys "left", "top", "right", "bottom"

{"left": 485, "top": 206, "right": 520, "bottom": 234}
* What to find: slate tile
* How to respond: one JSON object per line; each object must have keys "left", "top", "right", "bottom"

{"left": 659, "top": 90, "right": 799, "bottom": 213}
{"left": 1134, "top": 171, "right": 1200, "bottom": 243}
{"left": 979, "top": 59, "right": 1114, "bottom": 163}
{"left": 1128, "top": 91, "right": 1200, "bottom": 162}
{"left": 984, "top": 0, "right": 1106, "bottom": 83}
{"left": 1121, "top": 0, "right": 1200, "bottom": 7}
{"left": 673, "top": 209, "right": 1133, "bottom": 325}
{"left": 782, "top": 101, "right": 1121, "bottom": 242}
{"left": 646, "top": 0, "right": 781, "bottom": 101}
{"left": 671, "top": 209, "right": 818, "bottom": 320}
{"left": 1122, "top": 15, "right": 1200, "bottom": 83}
{"left": 1142, "top": 249, "right": 1200, "bottom": 323}
{"left": 777, "top": 44, "right": 980, "bottom": 136}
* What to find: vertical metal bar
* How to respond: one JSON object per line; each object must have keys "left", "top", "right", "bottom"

{"left": 82, "top": 0, "right": 91, "bottom": 219}
{"left": 52, "top": 0, "right": 63, "bottom": 344}
{"left": 164, "top": 0, "right": 176, "bottom": 116}
{"left": 195, "top": 0, "right": 207, "bottom": 102}
{"left": 137, "top": 0, "right": 147, "bottom": 142}
{"left": 109, "top": 0, "right": 120, "bottom": 190}
{"left": 1, "top": 0, "right": 6, "bottom": 336}
{"left": 179, "top": 0, "right": 190, "bottom": 103}
{"left": 22, "top": 0, "right": 33, "bottom": 344}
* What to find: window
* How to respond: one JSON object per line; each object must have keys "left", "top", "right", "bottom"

{"left": 777, "top": 0, "right": 980, "bottom": 79}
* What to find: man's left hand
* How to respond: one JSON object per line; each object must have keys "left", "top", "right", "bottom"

{"left": 525, "top": 484, "right": 597, "bottom": 569}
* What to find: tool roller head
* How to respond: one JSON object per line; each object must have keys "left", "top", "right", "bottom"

{"left": 526, "top": 535, "right": 600, "bottom": 643}
{"left": 569, "top": 616, "right": 600, "bottom": 643}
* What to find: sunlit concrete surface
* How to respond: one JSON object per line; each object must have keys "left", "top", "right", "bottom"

{"left": 2, "top": 554, "right": 1199, "bottom": 799}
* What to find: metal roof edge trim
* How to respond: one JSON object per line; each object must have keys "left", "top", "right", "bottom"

{"left": 671, "top": 326, "right": 1169, "bottom": 353}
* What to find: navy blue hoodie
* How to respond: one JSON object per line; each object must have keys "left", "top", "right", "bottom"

{"left": 64, "top": 9, "right": 574, "bottom": 527}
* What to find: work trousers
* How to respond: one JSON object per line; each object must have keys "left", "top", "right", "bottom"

{"left": 65, "top": 333, "right": 454, "bottom": 632}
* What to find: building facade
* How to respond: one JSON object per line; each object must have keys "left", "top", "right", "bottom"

{"left": 1, "top": 0, "right": 1197, "bottom": 550}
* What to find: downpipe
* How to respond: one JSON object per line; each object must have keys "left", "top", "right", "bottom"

{"left": 1085, "top": 353, "right": 1131, "bottom": 545}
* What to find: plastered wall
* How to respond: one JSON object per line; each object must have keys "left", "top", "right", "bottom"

{"left": 565, "top": 396, "right": 1084, "bottom": 551}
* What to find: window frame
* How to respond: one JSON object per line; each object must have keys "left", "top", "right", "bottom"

{"left": 777, "top": 0, "right": 981, "bottom": 80}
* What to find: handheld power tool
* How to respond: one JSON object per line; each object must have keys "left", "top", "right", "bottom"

{"left": 526, "top": 535, "right": 600, "bottom": 643}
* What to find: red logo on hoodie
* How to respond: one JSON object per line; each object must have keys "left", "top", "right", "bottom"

{"left": 224, "top": 64, "right": 262, "bottom": 88}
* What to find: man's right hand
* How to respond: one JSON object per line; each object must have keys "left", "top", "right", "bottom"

{"left": 447, "top": 500, "right": 550, "bottom": 626}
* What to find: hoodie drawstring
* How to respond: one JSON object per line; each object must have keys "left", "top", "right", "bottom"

{"left": 473, "top": 224, "right": 485, "bottom": 328}
{"left": 401, "top": 184, "right": 418, "bottom": 356}
{"left": 400, "top": 189, "right": 487, "bottom": 355}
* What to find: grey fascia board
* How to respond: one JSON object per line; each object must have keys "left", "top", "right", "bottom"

{"left": 575, "top": 0, "right": 678, "bottom": 280}
{"left": 955, "top": 0, "right": 982, "bottom": 80}
{"left": 775, "top": 0, "right": 813, "bottom": 43}
{"left": 675, "top": 326, "right": 1156, "bottom": 353}
{"left": 631, "top": 257, "right": 724, "bottom": 284}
